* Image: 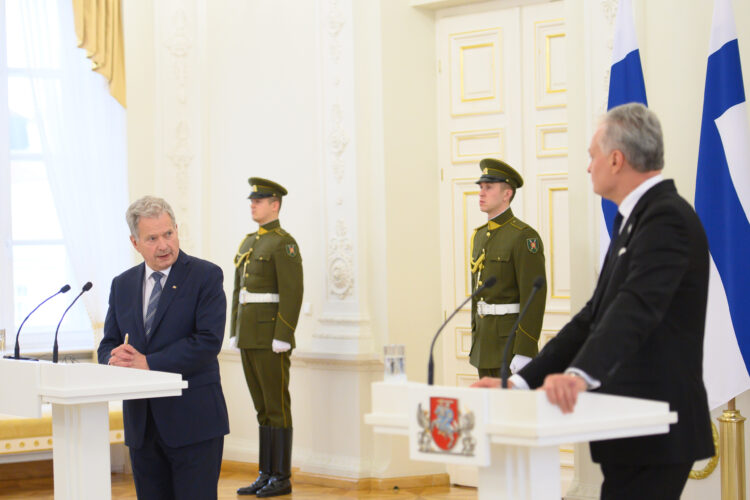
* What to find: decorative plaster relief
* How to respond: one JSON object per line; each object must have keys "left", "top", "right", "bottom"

{"left": 327, "top": 220, "right": 354, "bottom": 299}
{"left": 601, "top": 0, "right": 618, "bottom": 25}
{"left": 328, "top": 104, "right": 349, "bottom": 182}
{"left": 160, "top": 0, "right": 196, "bottom": 250}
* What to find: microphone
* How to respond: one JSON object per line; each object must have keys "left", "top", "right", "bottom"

{"left": 500, "top": 276, "right": 545, "bottom": 388}
{"left": 427, "top": 276, "right": 497, "bottom": 385}
{"left": 5, "top": 284, "right": 71, "bottom": 360}
{"left": 52, "top": 282, "right": 92, "bottom": 363}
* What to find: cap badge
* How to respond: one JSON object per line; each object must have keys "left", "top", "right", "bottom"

{"left": 252, "top": 185, "right": 258, "bottom": 192}
{"left": 483, "top": 168, "right": 488, "bottom": 174}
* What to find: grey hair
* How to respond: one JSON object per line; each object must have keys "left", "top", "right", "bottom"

{"left": 126, "top": 196, "right": 176, "bottom": 240}
{"left": 600, "top": 103, "right": 664, "bottom": 172}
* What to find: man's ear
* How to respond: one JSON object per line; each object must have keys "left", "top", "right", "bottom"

{"left": 610, "top": 149, "right": 625, "bottom": 173}
{"left": 130, "top": 235, "right": 138, "bottom": 249}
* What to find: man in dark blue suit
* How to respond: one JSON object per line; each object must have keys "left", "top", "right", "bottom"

{"left": 99, "top": 196, "right": 229, "bottom": 500}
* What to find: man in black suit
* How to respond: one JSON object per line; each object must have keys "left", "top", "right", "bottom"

{"left": 473, "top": 103, "right": 714, "bottom": 499}
{"left": 99, "top": 196, "right": 229, "bottom": 500}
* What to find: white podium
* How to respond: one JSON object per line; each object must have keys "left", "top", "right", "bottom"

{"left": 0, "top": 358, "right": 187, "bottom": 500}
{"left": 364, "top": 382, "right": 677, "bottom": 500}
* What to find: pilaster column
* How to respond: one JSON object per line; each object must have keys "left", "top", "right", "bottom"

{"left": 314, "top": 0, "right": 372, "bottom": 355}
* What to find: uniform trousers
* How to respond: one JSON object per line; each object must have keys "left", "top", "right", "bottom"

{"left": 129, "top": 402, "right": 224, "bottom": 500}
{"left": 478, "top": 367, "right": 502, "bottom": 378}
{"left": 599, "top": 462, "right": 693, "bottom": 500}
{"left": 241, "top": 348, "right": 292, "bottom": 428}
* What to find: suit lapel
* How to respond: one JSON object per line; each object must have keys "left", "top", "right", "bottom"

{"left": 133, "top": 263, "right": 147, "bottom": 339}
{"left": 590, "top": 180, "right": 676, "bottom": 314}
{"left": 148, "top": 251, "right": 191, "bottom": 340}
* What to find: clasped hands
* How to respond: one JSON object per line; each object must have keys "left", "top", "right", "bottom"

{"left": 471, "top": 373, "right": 587, "bottom": 414}
{"left": 108, "top": 344, "right": 149, "bottom": 370}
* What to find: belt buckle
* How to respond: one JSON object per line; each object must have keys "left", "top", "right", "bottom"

{"left": 477, "top": 300, "right": 486, "bottom": 318}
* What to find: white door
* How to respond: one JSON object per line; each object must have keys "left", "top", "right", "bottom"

{"left": 436, "top": 0, "right": 572, "bottom": 487}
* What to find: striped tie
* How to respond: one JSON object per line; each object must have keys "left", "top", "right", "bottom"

{"left": 145, "top": 271, "right": 164, "bottom": 337}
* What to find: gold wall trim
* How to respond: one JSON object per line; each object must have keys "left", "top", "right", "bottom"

{"left": 533, "top": 18, "right": 566, "bottom": 110}
{"left": 460, "top": 42, "right": 496, "bottom": 102}
{"left": 545, "top": 33, "right": 566, "bottom": 94}
{"left": 451, "top": 128, "right": 504, "bottom": 164}
{"left": 456, "top": 372, "right": 478, "bottom": 387}
{"left": 449, "top": 27, "right": 503, "bottom": 117}
{"left": 536, "top": 123, "right": 568, "bottom": 158}
{"left": 455, "top": 326, "right": 471, "bottom": 359}
{"left": 548, "top": 186, "right": 570, "bottom": 299}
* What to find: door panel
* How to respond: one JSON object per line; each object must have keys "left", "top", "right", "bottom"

{"left": 437, "top": 0, "right": 571, "bottom": 489}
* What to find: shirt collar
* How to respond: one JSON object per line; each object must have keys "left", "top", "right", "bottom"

{"left": 617, "top": 174, "right": 664, "bottom": 222}
{"left": 144, "top": 262, "right": 172, "bottom": 282}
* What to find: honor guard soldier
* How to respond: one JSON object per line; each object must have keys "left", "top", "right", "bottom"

{"left": 470, "top": 159, "right": 547, "bottom": 378}
{"left": 232, "top": 178, "right": 303, "bottom": 497}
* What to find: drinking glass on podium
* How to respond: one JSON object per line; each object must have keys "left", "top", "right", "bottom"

{"left": 383, "top": 344, "right": 407, "bottom": 383}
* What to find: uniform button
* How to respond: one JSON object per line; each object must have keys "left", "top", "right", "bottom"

{"left": 486, "top": 232, "right": 490, "bottom": 237}
{"left": 245, "top": 274, "right": 249, "bottom": 278}
{"left": 256, "top": 235, "right": 260, "bottom": 240}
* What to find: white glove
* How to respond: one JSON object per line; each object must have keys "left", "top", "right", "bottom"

{"left": 229, "top": 336, "right": 238, "bottom": 349}
{"left": 509, "top": 354, "right": 532, "bottom": 374}
{"left": 272, "top": 339, "right": 291, "bottom": 353}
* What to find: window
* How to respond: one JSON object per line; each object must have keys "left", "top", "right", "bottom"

{"left": 0, "top": 0, "right": 128, "bottom": 356}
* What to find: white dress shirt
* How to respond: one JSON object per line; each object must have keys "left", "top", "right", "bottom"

{"left": 142, "top": 264, "right": 172, "bottom": 323}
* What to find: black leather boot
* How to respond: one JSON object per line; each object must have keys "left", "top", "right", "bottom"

{"left": 237, "top": 426, "right": 273, "bottom": 495}
{"left": 256, "top": 427, "right": 292, "bottom": 497}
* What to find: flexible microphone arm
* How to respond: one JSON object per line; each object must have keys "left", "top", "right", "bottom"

{"left": 500, "top": 276, "right": 545, "bottom": 388}
{"left": 7, "top": 284, "right": 70, "bottom": 360}
{"left": 52, "top": 282, "right": 92, "bottom": 363}
{"left": 427, "top": 276, "right": 497, "bottom": 385}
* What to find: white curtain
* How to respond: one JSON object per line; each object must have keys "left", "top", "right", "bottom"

{"left": 17, "top": 0, "right": 130, "bottom": 345}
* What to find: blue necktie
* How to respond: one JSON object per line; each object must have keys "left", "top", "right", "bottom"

{"left": 144, "top": 271, "right": 164, "bottom": 337}
{"left": 612, "top": 211, "right": 623, "bottom": 237}
{"left": 607, "top": 212, "right": 624, "bottom": 261}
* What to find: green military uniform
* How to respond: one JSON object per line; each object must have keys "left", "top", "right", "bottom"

{"left": 470, "top": 159, "right": 547, "bottom": 377}
{"left": 232, "top": 178, "right": 302, "bottom": 497}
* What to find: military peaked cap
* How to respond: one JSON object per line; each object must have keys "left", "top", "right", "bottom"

{"left": 476, "top": 158, "right": 524, "bottom": 189}
{"left": 248, "top": 177, "right": 288, "bottom": 199}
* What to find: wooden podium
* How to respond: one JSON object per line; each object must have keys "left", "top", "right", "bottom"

{"left": 365, "top": 382, "right": 677, "bottom": 500}
{"left": 0, "top": 358, "right": 186, "bottom": 499}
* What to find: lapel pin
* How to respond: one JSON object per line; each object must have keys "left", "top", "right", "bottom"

{"left": 172, "top": 285, "right": 177, "bottom": 289}
{"left": 618, "top": 247, "right": 627, "bottom": 256}
{"left": 627, "top": 224, "right": 632, "bottom": 233}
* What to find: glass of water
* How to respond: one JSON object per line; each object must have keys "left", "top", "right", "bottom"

{"left": 383, "top": 344, "right": 407, "bottom": 383}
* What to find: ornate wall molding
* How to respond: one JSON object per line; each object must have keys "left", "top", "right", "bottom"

{"left": 327, "top": 219, "right": 354, "bottom": 298}
{"left": 317, "top": 0, "right": 362, "bottom": 326}
{"left": 154, "top": 0, "right": 202, "bottom": 253}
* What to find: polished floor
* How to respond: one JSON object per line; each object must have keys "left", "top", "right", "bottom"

{"left": 0, "top": 462, "right": 478, "bottom": 499}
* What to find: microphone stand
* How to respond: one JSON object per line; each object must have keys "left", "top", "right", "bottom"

{"left": 5, "top": 285, "right": 70, "bottom": 360}
{"left": 52, "top": 283, "right": 92, "bottom": 363}
{"left": 428, "top": 277, "right": 496, "bottom": 385}
{"left": 500, "top": 277, "right": 544, "bottom": 388}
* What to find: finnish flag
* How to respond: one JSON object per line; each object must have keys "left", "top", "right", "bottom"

{"left": 695, "top": 0, "right": 750, "bottom": 409}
